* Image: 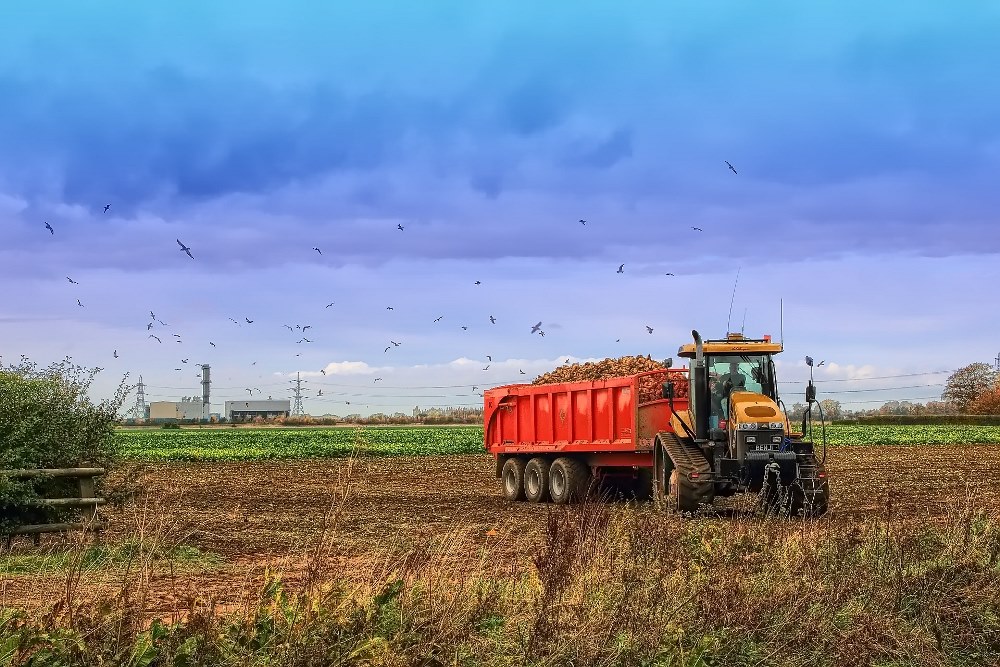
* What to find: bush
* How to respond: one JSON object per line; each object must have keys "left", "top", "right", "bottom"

{"left": 0, "top": 357, "right": 129, "bottom": 534}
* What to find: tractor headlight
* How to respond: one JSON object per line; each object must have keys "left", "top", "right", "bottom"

{"left": 769, "top": 422, "right": 784, "bottom": 430}
{"left": 738, "top": 422, "right": 757, "bottom": 430}
{"left": 746, "top": 436, "right": 756, "bottom": 443}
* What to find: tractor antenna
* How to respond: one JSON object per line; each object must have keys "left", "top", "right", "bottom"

{"left": 740, "top": 307, "right": 747, "bottom": 335}
{"left": 780, "top": 298, "right": 784, "bottom": 348}
{"left": 726, "top": 266, "right": 741, "bottom": 334}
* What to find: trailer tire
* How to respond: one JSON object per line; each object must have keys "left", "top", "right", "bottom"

{"left": 524, "top": 457, "right": 551, "bottom": 503}
{"left": 549, "top": 457, "right": 591, "bottom": 504}
{"left": 501, "top": 457, "right": 527, "bottom": 501}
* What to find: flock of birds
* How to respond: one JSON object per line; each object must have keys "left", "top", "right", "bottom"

{"left": 40, "top": 161, "right": 739, "bottom": 407}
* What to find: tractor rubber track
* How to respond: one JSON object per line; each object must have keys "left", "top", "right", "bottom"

{"left": 657, "top": 431, "right": 714, "bottom": 512}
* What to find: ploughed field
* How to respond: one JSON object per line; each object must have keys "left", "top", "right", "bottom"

{"left": 4, "top": 430, "right": 1000, "bottom": 614}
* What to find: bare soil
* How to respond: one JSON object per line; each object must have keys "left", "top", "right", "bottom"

{"left": 4, "top": 445, "right": 999, "bottom": 614}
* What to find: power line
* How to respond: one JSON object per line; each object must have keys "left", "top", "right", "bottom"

{"left": 819, "top": 383, "right": 944, "bottom": 394}
{"left": 778, "top": 370, "right": 953, "bottom": 384}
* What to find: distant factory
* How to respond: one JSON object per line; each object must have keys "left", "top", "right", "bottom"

{"left": 134, "top": 364, "right": 291, "bottom": 423}
{"left": 146, "top": 364, "right": 213, "bottom": 423}
{"left": 225, "top": 399, "right": 291, "bottom": 421}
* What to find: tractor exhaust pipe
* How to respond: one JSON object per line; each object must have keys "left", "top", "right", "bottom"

{"left": 691, "top": 330, "right": 709, "bottom": 442}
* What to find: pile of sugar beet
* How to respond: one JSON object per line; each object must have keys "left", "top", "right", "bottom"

{"left": 531, "top": 354, "right": 689, "bottom": 402}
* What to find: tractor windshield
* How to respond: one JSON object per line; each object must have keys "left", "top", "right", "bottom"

{"left": 706, "top": 354, "right": 777, "bottom": 423}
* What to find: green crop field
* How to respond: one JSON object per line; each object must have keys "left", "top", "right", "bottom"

{"left": 115, "top": 424, "right": 1000, "bottom": 462}
{"left": 116, "top": 426, "right": 484, "bottom": 462}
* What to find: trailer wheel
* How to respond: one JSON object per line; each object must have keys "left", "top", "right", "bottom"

{"left": 549, "top": 457, "right": 591, "bottom": 504}
{"left": 524, "top": 457, "right": 551, "bottom": 503}
{"left": 501, "top": 457, "right": 527, "bottom": 501}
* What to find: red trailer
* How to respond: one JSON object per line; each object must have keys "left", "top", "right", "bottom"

{"left": 483, "top": 367, "right": 689, "bottom": 503}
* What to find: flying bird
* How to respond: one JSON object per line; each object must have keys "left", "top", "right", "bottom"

{"left": 172, "top": 334, "right": 182, "bottom": 338}
{"left": 691, "top": 227, "right": 703, "bottom": 232}
{"left": 646, "top": 326, "right": 654, "bottom": 334}
{"left": 325, "top": 302, "right": 335, "bottom": 308}
{"left": 520, "top": 370, "right": 526, "bottom": 375}
{"left": 209, "top": 342, "right": 216, "bottom": 347}
{"left": 148, "top": 335, "right": 162, "bottom": 343}
{"left": 486, "top": 355, "right": 492, "bottom": 361}
{"left": 76, "top": 299, "right": 84, "bottom": 307}
{"left": 374, "top": 378, "right": 382, "bottom": 383}
{"left": 150, "top": 311, "right": 156, "bottom": 320}
{"left": 461, "top": 326, "right": 468, "bottom": 331}
{"left": 312, "top": 247, "right": 322, "bottom": 255}
{"left": 391, "top": 341, "right": 400, "bottom": 347}
{"left": 483, "top": 365, "right": 490, "bottom": 371}
{"left": 283, "top": 325, "right": 294, "bottom": 331}
{"left": 181, "top": 358, "right": 189, "bottom": 363}
{"left": 320, "top": 369, "right": 326, "bottom": 375}
{"left": 579, "top": 219, "right": 586, "bottom": 225}
{"left": 103, "top": 204, "right": 111, "bottom": 213}
{"left": 665, "top": 272, "right": 675, "bottom": 276}
{"left": 397, "top": 224, "right": 404, "bottom": 231}
{"left": 434, "top": 316, "right": 443, "bottom": 322}
{"left": 818, "top": 360, "right": 826, "bottom": 366}
{"left": 66, "top": 277, "right": 78, "bottom": 284}
{"left": 229, "top": 318, "right": 240, "bottom": 325}
{"left": 617, "top": 264, "right": 624, "bottom": 274}
{"left": 474, "top": 281, "right": 481, "bottom": 285}
{"left": 245, "top": 318, "right": 253, "bottom": 324}
{"left": 297, "top": 338, "right": 312, "bottom": 344}
{"left": 384, "top": 346, "right": 391, "bottom": 353}
{"left": 176, "top": 239, "right": 194, "bottom": 259}
{"left": 156, "top": 318, "right": 167, "bottom": 326}
{"left": 302, "top": 325, "right": 311, "bottom": 331}
{"left": 317, "top": 390, "right": 323, "bottom": 397}
{"left": 489, "top": 315, "right": 496, "bottom": 324}
{"left": 531, "top": 321, "right": 542, "bottom": 334}
{"left": 147, "top": 323, "right": 153, "bottom": 330}
{"left": 539, "top": 331, "right": 546, "bottom": 337}
{"left": 44, "top": 222, "right": 54, "bottom": 234}
{"left": 725, "top": 160, "right": 738, "bottom": 174}
{"left": 113, "top": 350, "right": 118, "bottom": 359}
{"left": 386, "top": 306, "right": 393, "bottom": 310}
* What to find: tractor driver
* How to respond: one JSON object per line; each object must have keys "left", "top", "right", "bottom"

{"left": 713, "top": 362, "right": 748, "bottom": 418}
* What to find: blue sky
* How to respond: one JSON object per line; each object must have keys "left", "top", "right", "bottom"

{"left": 2, "top": 2, "right": 999, "bottom": 415}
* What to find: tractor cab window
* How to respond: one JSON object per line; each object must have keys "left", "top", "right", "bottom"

{"left": 706, "top": 354, "right": 776, "bottom": 424}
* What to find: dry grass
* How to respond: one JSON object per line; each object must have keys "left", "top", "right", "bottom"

{"left": 3, "top": 454, "right": 1000, "bottom": 666}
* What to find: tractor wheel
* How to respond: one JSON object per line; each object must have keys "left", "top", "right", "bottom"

{"left": 524, "top": 457, "right": 551, "bottom": 503}
{"left": 789, "top": 457, "right": 830, "bottom": 518}
{"left": 549, "top": 457, "right": 591, "bottom": 504}
{"left": 654, "top": 436, "right": 713, "bottom": 514}
{"left": 501, "top": 457, "right": 526, "bottom": 501}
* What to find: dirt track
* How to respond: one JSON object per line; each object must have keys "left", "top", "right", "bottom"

{"left": 4, "top": 445, "right": 1000, "bottom": 611}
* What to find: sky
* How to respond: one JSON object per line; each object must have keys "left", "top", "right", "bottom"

{"left": 2, "top": 1, "right": 999, "bottom": 417}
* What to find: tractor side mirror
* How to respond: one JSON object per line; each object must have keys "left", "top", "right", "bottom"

{"left": 805, "top": 382, "right": 816, "bottom": 403}
{"left": 664, "top": 357, "right": 673, "bottom": 369}
{"left": 662, "top": 382, "right": 675, "bottom": 399}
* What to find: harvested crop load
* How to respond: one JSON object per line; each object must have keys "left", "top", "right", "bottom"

{"left": 531, "top": 355, "right": 689, "bottom": 403}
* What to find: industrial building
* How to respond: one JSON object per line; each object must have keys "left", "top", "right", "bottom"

{"left": 142, "top": 364, "right": 213, "bottom": 423}
{"left": 149, "top": 400, "right": 204, "bottom": 421}
{"left": 226, "top": 399, "right": 291, "bottom": 421}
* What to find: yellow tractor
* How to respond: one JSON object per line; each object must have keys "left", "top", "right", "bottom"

{"left": 655, "top": 330, "right": 829, "bottom": 516}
